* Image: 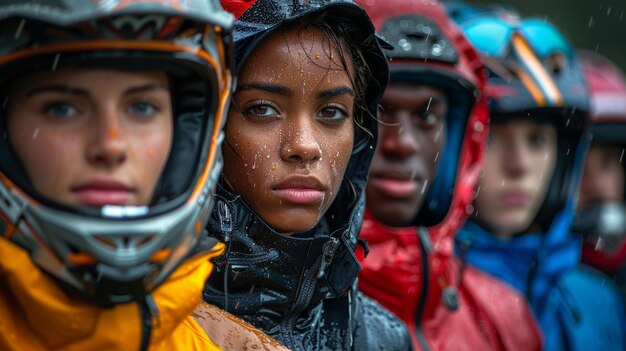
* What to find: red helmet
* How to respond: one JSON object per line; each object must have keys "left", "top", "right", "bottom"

{"left": 357, "top": 0, "right": 489, "bottom": 232}
{"left": 578, "top": 50, "right": 626, "bottom": 274}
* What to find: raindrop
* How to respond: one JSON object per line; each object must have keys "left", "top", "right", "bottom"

{"left": 51, "top": 53, "right": 60, "bottom": 71}
{"left": 434, "top": 152, "right": 439, "bottom": 163}
{"left": 2, "top": 96, "right": 8, "bottom": 109}
{"left": 426, "top": 97, "right": 433, "bottom": 111}
{"left": 500, "top": 179, "right": 506, "bottom": 187}
{"left": 421, "top": 179, "right": 429, "bottom": 194}
{"left": 588, "top": 16, "right": 595, "bottom": 28}
{"left": 32, "top": 128, "right": 39, "bottom": 139}
{"left": 431, "top": 43, "right": 443, "bottom": 56}
{"left": 14, "top": 19, "right": 25, "bottom": 39}
{"left": 398, "top": 38, "right": 412, "bottom": 51}
{"left": 620, "top": 149, "right": 625, "bottom": 163}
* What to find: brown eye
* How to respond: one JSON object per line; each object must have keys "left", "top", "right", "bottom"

{"left": 414, "top": 111, "right": 441, "bottom": 128}
{"left": 317, "top": 106, "right": 348, "bottom": 123}
{"left": 244, "top": 104, "right": 279, "bottom": 119}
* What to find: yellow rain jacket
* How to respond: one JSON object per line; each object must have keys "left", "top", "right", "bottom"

{"left": 0, "top": 238, "right": 289, "bottom": 350}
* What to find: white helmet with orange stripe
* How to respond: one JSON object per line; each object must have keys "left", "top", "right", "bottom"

{"left": 0, "top": 0, "right": 233, "bottom": 305}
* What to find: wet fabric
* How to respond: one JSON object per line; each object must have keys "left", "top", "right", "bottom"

{"left": 204, "top": 187, "right": 411, "bottom": 350}
{"left": 0, "top": 238, "right": 223, "bottom": 350}
{"left": 457, "top": 221, "right": 626, "bottom": 350}
{"left": 359, "top": 212, "right": 543, "bottom": 350}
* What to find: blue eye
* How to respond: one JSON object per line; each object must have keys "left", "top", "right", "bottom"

{"left": 129, "top": 102, "right": 157, "bottom": 117}
{"left": 244, "top": 104, "right": 279, "bottom": 119}
{"left": 318, "top": 106, "right": 348, "bottom": 122}
{"left": 46, "top": 103, "right": 77, "bottom": 118}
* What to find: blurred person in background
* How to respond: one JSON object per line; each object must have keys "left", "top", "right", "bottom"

{"left": 355, "top": 0, "right": 543, "bottom": 349}
{"left": 574, "top": 50, "right": 626, "bottom": 335}
{"left": 450, "top": 3, "right": 625, "bottom": 350}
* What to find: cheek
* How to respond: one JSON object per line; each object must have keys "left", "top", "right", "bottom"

{"left": 323, "top": 125, "right": 354, "bottom": 191}
{"left": 131, "top": 129, "right": 172, "bottom": 179}
{"left": 223, "top": 120, "right": 279, "bottom": 192}
{"left": 9, "top": 124, "right": 80, "bottom": 192}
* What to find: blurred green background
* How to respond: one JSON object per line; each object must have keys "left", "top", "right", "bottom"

{"left": 444, "top": 0, "right": 626, "bottom": 71}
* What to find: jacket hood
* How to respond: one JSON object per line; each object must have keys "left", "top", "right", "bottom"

{"left": 220, "top": 0, "right": 388, "bottom": 244}
{"left": 0, "top": 238, "right": 224, "bottom": 350}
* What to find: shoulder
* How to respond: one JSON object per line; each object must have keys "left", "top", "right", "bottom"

{"left": 352, "top": 291, "right": 413, "bottom": 351}
{"left": 191, "top": 303, "right": 290, "bottom": 351}
{"left": 462, "top": 266, "right": 544, "bottom": 351}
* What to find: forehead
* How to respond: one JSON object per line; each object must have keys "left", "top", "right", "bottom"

{"left": 492, "top": 118, "right": 556, "bottom": 132}
{"left": 9, "top": 68, "right": 169, "bottom": 95}
{"left": 238, "top": 25, "right": 354, "bottom": 83}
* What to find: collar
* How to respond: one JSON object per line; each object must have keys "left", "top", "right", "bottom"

{"left": 204, "top": 187, "right": 361, "bottom": 326}
{"left": 0, "top": 237, "right": 223, "bottom": 350}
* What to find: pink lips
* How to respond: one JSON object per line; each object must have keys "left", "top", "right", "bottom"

{"left": 272, "top": 176, "right": 325, "bottom": 205}
{"left": 71, "top": 180, "right": 133, "bottom": 207}
{"left": 500, "top": 191, "right": 531, "bottom": 206}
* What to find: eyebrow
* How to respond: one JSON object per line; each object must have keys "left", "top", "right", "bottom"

{"left": 237, "top": 83, "right": 293, "bottom": 97}
{"left": 317, "top": 86, "right": 356, "bottom": 99}
{"left": 24, "top": 83, "right": 168, "bottom": 98}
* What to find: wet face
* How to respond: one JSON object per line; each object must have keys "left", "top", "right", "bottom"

{"left": 579, "top": 144, "right": 625, "bottom": 209}
{"left": 7, "top": 68, "right": 173, "bottom": 207}
{"left": 366, "top": 84, "right": 447, "bottom": 227}
{"left": 222, "top": 27, "right": 355, "bottom": 234}
{"left": 474, "top": 120, "right": 557, "bottom": 238}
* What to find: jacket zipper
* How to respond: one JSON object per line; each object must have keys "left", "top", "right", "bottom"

{"left": 281, "top": 237, "right": 341, "bottom": 350}
{"left": 139, "top": 294, "right": 160, "bottom": 351}
{"left": 415, "top": 227, "right": 432, "bottom": 351}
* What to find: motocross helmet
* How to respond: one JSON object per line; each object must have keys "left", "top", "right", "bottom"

{"left": 448, "top": 3, "right": 590, "bottom": 230}
{"left": 0, "top": 0, "right": 233, "bottom": 305}
{"left": 576, "top": 50, "right": 626, "bottom": 274}
{"left": 357, "top": 0, "right": 489, "bottom": 227}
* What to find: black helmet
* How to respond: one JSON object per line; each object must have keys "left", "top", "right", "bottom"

{"left": 0, "top": 0, "right": 234, "bottom": 305}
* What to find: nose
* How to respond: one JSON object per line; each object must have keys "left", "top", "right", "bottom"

{"left": 86, "top": 108, "right": 127, "bottom": 168}
{"left": 279, "top": 113, "right": 322, "bottom": 165}
{"left": 502, "top": 137, "right": 531, "bottom": 178}
{"left": 379, "top": 112, "right": 420, "bottom": 160}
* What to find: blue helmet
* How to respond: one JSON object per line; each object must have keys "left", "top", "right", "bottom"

{"left": 447, "top": 2, "right": 590, "bottom": 230}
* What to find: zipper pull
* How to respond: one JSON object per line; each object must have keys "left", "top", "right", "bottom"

{"left": 317, "top": 237, "right": 340, "bottom": 279}
{"left": 418, "top": 227, "right": 433, "bottom": 254}
{"left": 217, "top": 200, "right": 233, "bottom": 239}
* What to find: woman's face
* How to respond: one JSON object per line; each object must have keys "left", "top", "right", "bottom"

{"left": 223, "top": 27, "right": 355, "bottom": 234}
{"left": 367, "top": 84, "right": 448, "bottom": 227}
{"left": 474, "top": 120, "right": 557, "bottom": 238}
{"left": 7, "top": 68, "right": 173, "bottom": 207}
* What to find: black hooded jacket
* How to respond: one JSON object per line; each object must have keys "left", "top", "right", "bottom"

{"left": 203, "top": 1, "right": 410, "bottom": 350}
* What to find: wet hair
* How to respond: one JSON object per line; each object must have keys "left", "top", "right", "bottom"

{"left": 276, "top": 11, "right": 377, "bottom": 141}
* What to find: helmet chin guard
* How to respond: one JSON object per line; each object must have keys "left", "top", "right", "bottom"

{"left": 0, "top": 0, "right": 234, "bottom": 305}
